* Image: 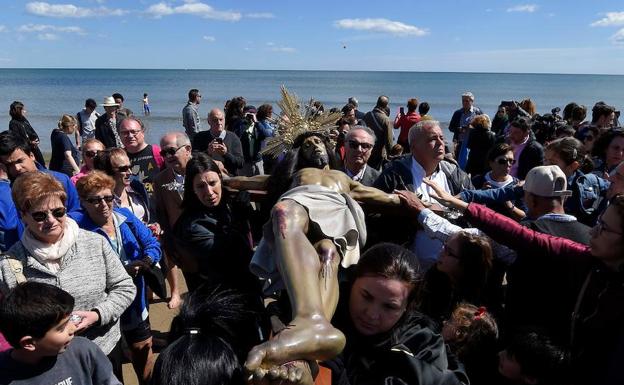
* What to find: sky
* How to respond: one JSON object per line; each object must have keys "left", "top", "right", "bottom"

{"left": 1, "top": 1, "right": 624, "bottom": 74}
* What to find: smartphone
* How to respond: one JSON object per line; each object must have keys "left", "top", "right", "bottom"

{"left": 399, "top": 107, "right": 405, "bottom": 115}
{"left": 214, "top": 138, "right": 224, "bottom": 144}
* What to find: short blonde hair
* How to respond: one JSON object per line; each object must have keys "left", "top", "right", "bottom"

{"left": 58, "top": 114, "right": 77, "bottom": 135}
{"left": 470, "top": 114, "right": 491, "bottom": 130}
{"left": 12, "top": 172, "right": 67, "bottom": 212}
{"left": 76, "top": 171, "right": 115, "bottom": 199}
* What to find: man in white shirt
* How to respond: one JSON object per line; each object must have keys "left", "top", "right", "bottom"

{"left": 374, "top": 120, "right": 473, "bottom": 270}
{"left": 75, "top": 98, "right": 99, "bottom": 148}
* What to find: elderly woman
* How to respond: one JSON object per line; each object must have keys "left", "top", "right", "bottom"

{"left": 0, "top": 171, "right": 135, "bottom": 380}
{"left": 94, "top": 148, "right": 151, "bottom": 223}
{"left": 49, "top": 114, "right": 81, "bottom": 177}
{"left": 71, "top": 138, "right": 105, "bottom": 185}
{"left": 75, "top": 171, "right": 161, "bottom": 384}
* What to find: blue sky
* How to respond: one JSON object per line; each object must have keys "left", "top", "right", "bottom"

{"left": 1, "top": 0, "right": 624, "bottom": 74}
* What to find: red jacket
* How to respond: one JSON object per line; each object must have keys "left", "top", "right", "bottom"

{"left": 465, "top": 203, "right": 624, "bottom": 385}
{"left": 394, "top": 112, "right": 421, "bottom": 145}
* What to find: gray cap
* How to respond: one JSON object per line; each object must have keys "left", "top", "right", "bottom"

{"left": 523, "top": 165, "right": 572, "bottom": 197}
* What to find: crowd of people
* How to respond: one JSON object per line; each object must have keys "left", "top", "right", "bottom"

{"left": 0, "top": 89, "right": 623, "bottom": 385}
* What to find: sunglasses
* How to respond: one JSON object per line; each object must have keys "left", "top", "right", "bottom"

{"left": 115, "top": 165, "right": 132, "bottom": 173}
{"left": 348, "top": 140, "right": 373, "bottom": 151}
{"left": 495, "top": 157, "right": 516, "bottom": 165}
{"left": 160, "top": 145, "right": 186, "bottom": 158}
{"left": 30, "top": 207, "right": 66, "bottom": 222}
{"left": 85, "top": 195, "right": 115, "bottom": 205}
{"left": 84, "top": 150, "right": 99, "bottom": 158}
{"left": 120, "top": 130, "right": 142, "bottom": 137}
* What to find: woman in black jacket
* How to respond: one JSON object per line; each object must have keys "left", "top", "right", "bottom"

{"left": 173, "top": 152, "right": 260, "bottom": 296}
{"left": 8, "top": 101, "right": 45, "bottom": 166}
{"left": 323, "top": 243, "right": 468, "bottom": 385}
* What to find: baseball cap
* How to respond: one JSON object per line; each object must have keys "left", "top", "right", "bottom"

{"left": 523, "top": 165, "right": 572, "bottom": 197}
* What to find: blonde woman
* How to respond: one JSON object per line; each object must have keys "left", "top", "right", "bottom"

{"left": 50, "top": 114, "right": 81, "bottom": 176}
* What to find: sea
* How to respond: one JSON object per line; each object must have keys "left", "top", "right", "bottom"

{"left": 1, "top": 68, "right": 624, "bottom": 152}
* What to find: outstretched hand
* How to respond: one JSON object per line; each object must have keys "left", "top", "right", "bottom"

{"left": 422, "top": 179, "right": 469, "bottom": 212}
{"left": 394, "top": 190, "right": 427, "bottom": 215}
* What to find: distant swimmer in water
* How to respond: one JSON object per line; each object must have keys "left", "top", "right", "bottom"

{"left": 143, "top": 93, "right": 150, "bottom": 116}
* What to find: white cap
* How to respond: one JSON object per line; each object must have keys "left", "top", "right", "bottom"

{"left": 523, "top": 165, "right": 572, "bottom": 198}
{"left": 462, "top": 92, "right": 475, "bottom": 100}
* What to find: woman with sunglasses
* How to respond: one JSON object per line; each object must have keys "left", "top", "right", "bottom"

{"left": 75, "top": 171, "right": 161, "bottom": 384}
{"left": 71, "top": 138, "right": 105, "bottom": 185}
{"left": 94, "top": 148, "right": 151, "bottom": 224}
{"left": 408, "top": 180, "right": 624, "bottom": 385}
{"left": 0, "top": 171, "right": 135, "bottom": 380}
{"left": 471, "top": 143, "right": 525, "bottom": 219}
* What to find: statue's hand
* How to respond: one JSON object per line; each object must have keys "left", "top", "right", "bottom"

{"left": 250, "top": 360, "right": 317, "bottom": 385}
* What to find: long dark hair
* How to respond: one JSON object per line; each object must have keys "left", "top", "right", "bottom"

{"left": 452, "top": 232, "right": 493, "bottom": 301}
{"left": 353, "top": 243, "right": 422, "bottom": 309}
{"left": 182, "top": 152, "right": 223, "bottom": 211}
{"left": 592, "top": 128, "right": 624, "bottom": 169}
{"left": 152, "top": 286, "right": 252, "bottom": 385}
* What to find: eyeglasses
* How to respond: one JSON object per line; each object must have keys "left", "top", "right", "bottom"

{"left": 495, "top": 157, "right": 516, "bottom": 165}
{"left": 594, "top": 218, "right": 623, "bottom": 235}
{"left": 84, "top": 150, "right": 99, "bottom": 158}
{"left": 348, "top": 140, "right": 373, "bottom": 151}
{"left": 85, "top": 195, "right": 115, "bottom": 205}
{"left": 120, "top": 130, "right": 142, "bottom": 137}
{"left": 115, "top": 165, "right": 132, "bottom": 173}
{"left": 29, "top": 207, "right": 66, "bottom": 223}
{"left": 160, "top": 145, "right": 186, "bottom": 158}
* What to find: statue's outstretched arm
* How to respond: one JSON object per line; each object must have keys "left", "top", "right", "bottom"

{"left": 348, "top": 179, "right": 400, "bottom": 206}
{"left": 223, "top": 175, "right": 270, "bottom": 191}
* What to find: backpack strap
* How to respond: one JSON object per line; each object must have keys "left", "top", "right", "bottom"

{"left": 2, "top": 253, "right": 26, "bottom": 284}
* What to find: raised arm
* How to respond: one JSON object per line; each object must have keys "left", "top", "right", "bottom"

{"left": 223, "top": 175, "right": 270, "bottom": 191}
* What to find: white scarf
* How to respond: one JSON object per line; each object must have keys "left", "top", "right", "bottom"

{"left": 21, "top": 217, "right": 80, "bottom": 274}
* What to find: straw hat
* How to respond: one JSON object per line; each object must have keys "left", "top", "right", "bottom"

{"left": 102, "top": 96, "right": 120, "bottom": 107}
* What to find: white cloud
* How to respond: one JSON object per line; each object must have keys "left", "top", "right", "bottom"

{"left": 17, "top": 23, "right": 85, "bottom": 34}
{"left": 0, "top": 25, "right": 7, "bottom": 33}
{"left": 334, "top": 18, "right": 428, "bottom": 37}
{"left": 245, "top": 12, "right": 274, "bottom": 19}
{"left": 25, "top": 2, "right": 127, "bottom": 18}
{"left": 202, "top": 35, "right": 215, "bottom": 42}
{"left": 611, "top": 28, "right": 624, "bottom": 44}
{"left": 145, "top": 2, "right": 241, "bottom": 21}
{"left": 507, "top": 4, "right": 538, "bottom": 13}
{"left": 38, "top": 33, "right": 58, "bottom": 40}
{"left": 591, "top": 12, "right": 624, "bottom": 27}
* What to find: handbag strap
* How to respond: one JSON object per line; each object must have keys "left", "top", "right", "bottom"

{"left": 3, "top": 253, "right": 27, "bottom": 284}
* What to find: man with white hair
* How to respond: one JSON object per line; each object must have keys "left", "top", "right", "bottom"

{"left": 374, "top": 120, "right": 472, "bottom": 269}
{"left": 449, "top": 91, "right": 483, "bottom": 168}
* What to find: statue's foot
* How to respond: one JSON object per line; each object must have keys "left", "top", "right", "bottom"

{"left": 245, "top": 315, "right": 345, "bottom": 371}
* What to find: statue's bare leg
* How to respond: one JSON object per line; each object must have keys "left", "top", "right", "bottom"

{"left": 245, "top": 200, "right": 346, "bottom": 371}
{"left": 315, "top": 239, "right": 340, "bottom": 319}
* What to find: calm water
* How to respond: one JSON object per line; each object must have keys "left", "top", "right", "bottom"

{"left": 1, "top": 69, "right": 624, "bottom": 152}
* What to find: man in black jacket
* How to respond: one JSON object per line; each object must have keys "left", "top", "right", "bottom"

{"left": 192, "top": 108, "right": 244, "bottom": 175}
{"left": 94, "top": 96, "right": 122, "bottom": 148}
{"left": 374, "top": 120, "right": 473, "bottom": 270}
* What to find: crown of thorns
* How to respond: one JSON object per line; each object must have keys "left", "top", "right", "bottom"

{"left": 260, "top": 85, "right": 342, "bottom": 157}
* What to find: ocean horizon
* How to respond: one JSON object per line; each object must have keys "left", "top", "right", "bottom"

{"left": 1, "top": 68, "right": 623, "bottom": 152}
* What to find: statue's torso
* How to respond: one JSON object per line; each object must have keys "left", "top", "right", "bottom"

{"left": 292, "top": 168, "right": 352, "bottom": 194}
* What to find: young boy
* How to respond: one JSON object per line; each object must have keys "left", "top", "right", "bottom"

{"left": 0, "top": 282, "right": 120, "bottom": 385}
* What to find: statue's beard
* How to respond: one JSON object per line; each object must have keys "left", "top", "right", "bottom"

{"left": 302, "top": 152, "right": 329, "bottom": 169}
